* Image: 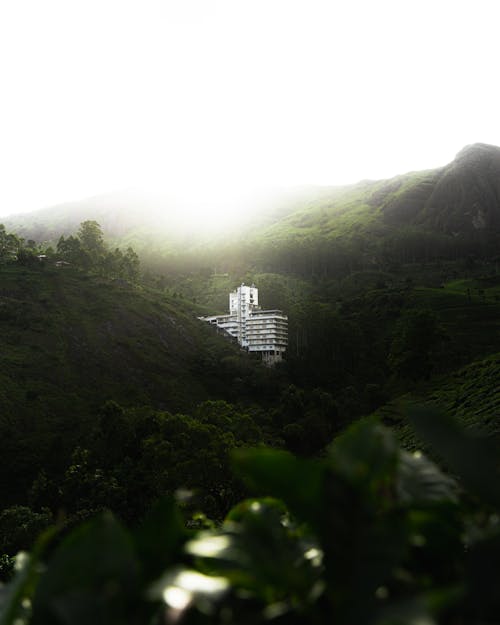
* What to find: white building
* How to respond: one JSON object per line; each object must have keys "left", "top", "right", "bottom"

{"left": 199, "top": 284, "right": 288, "bottom": 365}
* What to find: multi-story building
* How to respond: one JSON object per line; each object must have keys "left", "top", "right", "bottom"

{"left": 245, "top": 308, "right": 289, "bottom": 365}
{"left": 199, "top": 284, "right": 288, "bottom": 365}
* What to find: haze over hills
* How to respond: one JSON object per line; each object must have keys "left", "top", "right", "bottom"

{"left": 3, "top": 145, "right": 500, "bottom": 623}
{"left": 378, "top": 142, "right": 500, "bottom": 233}
{"left": 259, "top": 143, "right": 500, "bottom": 241}
{"left": 4, "top": 0, "right": 500, "bottom": 611}
{"left": 1, "top": 187, "right": 311, "bottom": 251}
{"left": 3, "top": 142, "right": 500, "bottom": 435}
{"left": 4, "top": 143, "right": 500, "bottom": 258}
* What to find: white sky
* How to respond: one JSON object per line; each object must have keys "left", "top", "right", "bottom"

{"left": 1, "top": 0, "right": 499, "bottom": 218}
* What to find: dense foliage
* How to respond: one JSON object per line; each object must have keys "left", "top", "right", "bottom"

{"left": 1, "top": 408, "right": 499, "bottom": 625}
{"left": 2, "top": 149, "right": 500, "bottom": 625}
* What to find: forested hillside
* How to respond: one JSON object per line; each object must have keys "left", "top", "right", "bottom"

{"left": 6, "top": 143, "right": 500, "bottom": 275}
{"left": 2, "top": 145, "right": 500, "bottom": 624}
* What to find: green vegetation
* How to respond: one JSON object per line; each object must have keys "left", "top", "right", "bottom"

{"left": 1, "top": 410, "right": 499, "bottom": 625}
{"left": 0, "top": 262, "right": 292, "bottom": 517}
{"left": 376, "top": 352, "right": 500, "bottom": 450}
{"left": 2, "top": 144, "right": 500, "bottom": 623}
{"left": 5, "top": 144, "right": 500, "bottom": 276}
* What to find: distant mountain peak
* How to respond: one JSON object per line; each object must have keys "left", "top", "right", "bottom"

{"left": 381, "top": 142, "right": 500, "bottom": 233}
{"left": 454, "top": 142, "right": 500, "bottom": 164}
{"left": 4, "top": 142, "right": 500, "bottom": 249}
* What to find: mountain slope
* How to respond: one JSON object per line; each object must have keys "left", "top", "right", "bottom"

{"left": 0, "top": 264, "right": 269, "bottom": 425}
{"left": 4, "top": 143, "right": 500, "bottom": 264}
{"left": 258, "top": 143, "right": 500, "bottom": 242}
{"left": 2, "top": 191, "right": 187, "bottom": 252}
{"left": 375, "top": 351, "right": 500, "bottom": 454}
{"left": 1, "top": 188, "right": 303, "bottom": 252}
{"left": 382, "top": 143, "right": 500, "bottom": 233}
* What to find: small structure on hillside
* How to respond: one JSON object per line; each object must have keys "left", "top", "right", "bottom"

{"left": 199, "top": 284, "right": 288, "bottom": 365}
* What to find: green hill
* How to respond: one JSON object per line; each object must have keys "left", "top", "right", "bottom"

{"left": 3, "top": 145, "right": 500, "bottom": 513}
{"left": 5, "top": 144, "right": 500, "bottom": 272}
{"left": 3, "top": 147, "right": 500, "bottom": 624}
{"left": 0, "top": 257, "right": 363, "bottom": 504}
{"left": 371, "top": 272, "right": 500, "bottom": 448}
{"left": 0, "top": 262, "right": 289, "bottom": 515}
{"left": 257, "top": 143, "right": 500, "bottom": 241}
{"left": 375, "top": 351, "right": 500, "bottom": 454}
{"left": 0, "top": 263, "right": 277, "bottom": 424}
{"left": 165, "top": 143, "right": 500, "bottom": 280}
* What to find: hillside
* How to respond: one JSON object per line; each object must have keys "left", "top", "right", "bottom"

{"left": 2, "top": 191, "right": 190, "bottom": 253}
{"left": 0, "top": 264, "right": 274, "bottom": 423}
{"left": 5, "top": 144, "right": 500, "bottom": 269}
{"left": 3, "top": 149, "right": 500, "bottom": 624}
{"left": 3, "top": 146, "right": 500, "bottom": 510}
{"left": 0, "top": 262, "right": 290, "bottom": 513}
{"left": 1, "top": 188, "right": 304, "bottom": 254}
{"left": 374, "top": 351, "right": 500, "bottom": 454}
{"left": 258, "top": 143, "right": 500, "bottom": 240}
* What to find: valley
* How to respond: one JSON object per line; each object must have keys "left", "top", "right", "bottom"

{"left": 1, "top": 143, "right": 500, "bottom": 624}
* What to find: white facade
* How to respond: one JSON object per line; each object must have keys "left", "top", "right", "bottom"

{"left": 246, "top": 309, "right": 288, "bottom": 365}
{"left": 228, "top": 283, "right": 259, "bottom": 345}
{"left": 199, "top": 284, "right": 288, "bottom": 364}
{"left": 201, "top": 314, "right": 239, "bottom": 341}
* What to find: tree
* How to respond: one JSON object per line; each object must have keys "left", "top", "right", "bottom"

{"left": 77, "top": 220, "right": 105, "bottom": 257}
{"left": 0, "top": 505, "right": 52, "bottom": 555}
{"left": 0, "top": 224, "right": 20, "bottom": 262}
{"left": 98, "top": 248, "right": 123, "bottom": 277}
{"left": 388, "top": 309, "right": 446, "bottom": 380}
{"left": 16, "top": 247, "right": 37, "bottom": 266}
{"left": 120, "top": 246, "right": 140, "bottom": 280}
{"left": 56, "top": 235, "right": 90, "bottom": 267}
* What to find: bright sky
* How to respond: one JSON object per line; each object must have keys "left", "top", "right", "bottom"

{"left": 1, "top": 0, "right": 499, "bottom": 219}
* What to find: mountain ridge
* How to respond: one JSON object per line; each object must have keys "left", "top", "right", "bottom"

{"left": 3, "top": 143, "right": 500, "bottom": 260}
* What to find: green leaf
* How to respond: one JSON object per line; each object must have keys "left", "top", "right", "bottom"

{"left": 134, "top": 497, "right": 186, "bottom": 581}
{"left": 327, "top": 419, "right": 399, "bottom": 499}
{"left": 231, "top": 448, "right": 324, "bottom": 527}
{"left": 0, "top": 526, "right": 56, "bottom": 625}
{"left": 321, "top": 421, "right": 409, "bottom": 623}
{"left": 397, "top": 451, "right": 458, "bottom": 505}
{"left": 32, "top": 513, "right": 139, "bottom": 625}
{"left": 149, "top": 566, "right": 230, "bottom": 615}
{"left": 406, "top": 403, "right": 500, "bottom": 507}
{"left": 185, "top": 498, "right": 322, "bottom": 604}
{"left": 0, "top": 552, "right": 35, "bottom": 625}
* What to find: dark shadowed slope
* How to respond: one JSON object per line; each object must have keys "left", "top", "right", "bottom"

{"left": 381, "top": 143, "right": 500, "bottom": 233}
{"left": 0, "top": 264, "right": 267, "bottom": 425}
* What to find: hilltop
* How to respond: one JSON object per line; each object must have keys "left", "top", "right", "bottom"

{"left": 378, "top": 142, "right": 500, "bottom": 233}
{"left": 254, "top": 144, "right": 500, "bottom": 259}
{"left": 1, "top": 188, "right": 301, "bottom": 253}
{"left": 4, "top": 143, "right": 500, "bottom": 274}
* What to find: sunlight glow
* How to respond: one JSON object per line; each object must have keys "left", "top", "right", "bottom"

{"left": 304, "top": 547, "right": 323, "bottom": 567}
{"left": 14, "top": 552, "right": 29, "bottom": 571}
{"left": 163, "top": 587, "right": 192, "bottom": 611}
{"left": 184, "top": 534, "right": 232, "bottom": 557}
{"left": 175, "top": 571, "right": 229, "bottom": 594}
{"left": 1, "top": 1, "right": 499, "bottom": 218}
{"left": 161, "top": 569, "right": 230, "bottom": 610}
